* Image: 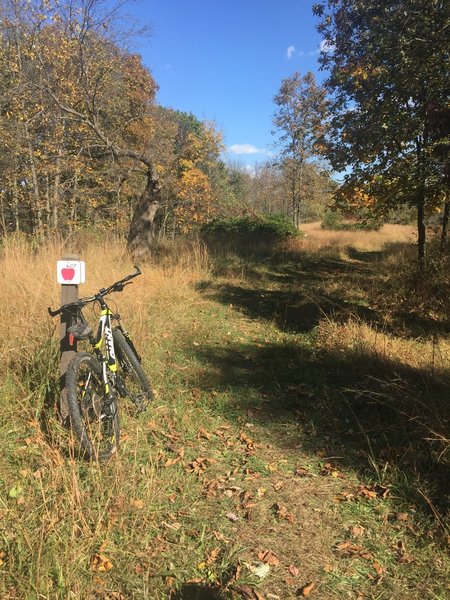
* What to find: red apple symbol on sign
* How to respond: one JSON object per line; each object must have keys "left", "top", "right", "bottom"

{"left": 61, "top": 267, "right": 75, "bottom": 281}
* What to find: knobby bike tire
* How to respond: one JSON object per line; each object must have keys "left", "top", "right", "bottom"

{"left": 113, "top": 328, "right": 153, "bottom": 410}
{"left": 66, "top": 352, "right": 120, "bottom": 461}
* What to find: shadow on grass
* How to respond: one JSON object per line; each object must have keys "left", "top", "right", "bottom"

{"left": 206, "top": 244, "right": 450, "bottom": 338}
{"left": 189, "top": 337, "right": 449, "bottom": 518}
{"left": 206, "top": 282, "right": 377, "bottom": 333}
{"left": 171, "top": 583, "right": 228, "bottom": 600}
{"left": 205, "top": 249, "right": 383, "bottom": 335}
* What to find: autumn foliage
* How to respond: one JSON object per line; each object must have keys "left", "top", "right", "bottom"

{"left": 0, "top": 0, "right": 224, "bottom": 239}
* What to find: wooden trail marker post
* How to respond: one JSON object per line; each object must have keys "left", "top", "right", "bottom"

{"left": 56, "top": 257, "right": 86, "bottom": 423}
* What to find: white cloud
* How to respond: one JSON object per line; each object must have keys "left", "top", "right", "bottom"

{"left": 229, "top": 144, "right": 264, "bottom": 155}
{"left": 288, "top": 47, "right": 320, "bottom": 58}
{"left": 320, "top": 39, "right": 336, "bottom": 53}
{"left": 286, "top": 45, "right": 296, "bottom": 59}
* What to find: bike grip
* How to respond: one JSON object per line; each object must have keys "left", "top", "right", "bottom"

{"left": 48, "top": 306, "right": 61, "bottom": 317}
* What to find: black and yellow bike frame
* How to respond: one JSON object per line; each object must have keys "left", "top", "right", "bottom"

{"left": 92, "top": 307, "right": 118, "bottom": 397}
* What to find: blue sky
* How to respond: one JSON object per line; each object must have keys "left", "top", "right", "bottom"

{"left": 128, "top": 1, "right": 326, "bottom": 170}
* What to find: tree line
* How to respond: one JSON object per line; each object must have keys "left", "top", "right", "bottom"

{"left": 0, "top": 0, "right": 334, "bottom": 255}
{"left": 0, "top": 0, "right": 448, "bottom": 262}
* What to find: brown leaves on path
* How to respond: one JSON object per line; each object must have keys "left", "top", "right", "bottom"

{"left": 257, "top": 549, "right": 280, "bottom": 566}
{"left": 272, "top": 502, "right": 294, "bottom": 523}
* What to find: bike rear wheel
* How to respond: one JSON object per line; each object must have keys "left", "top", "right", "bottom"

{"left": 66, "top": 352, "right": 120, "bottom": 461}
{"left": 113, "top": 328, "right": 153, "bottom": 411}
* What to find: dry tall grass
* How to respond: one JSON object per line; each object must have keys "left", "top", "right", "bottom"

{"left": 0, "top": 231, "right": 448, "bottom": 598}
{"left": 296, "top": 222, "right": 416, "bottom": 253}
{"left": 0, "top": 234, "right": 208, "bottom": 373}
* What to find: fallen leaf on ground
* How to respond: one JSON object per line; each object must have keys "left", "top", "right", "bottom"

{"left": 349, "top": 525, "right": 365, "bottom": 538}
{"left": 295, "top": 467, "right": 312, "bottom": 477}
{"left": 188, "top": 457, "right": 208, "bottom": 474}
{"left": 373, "top": 560, "right": 385, "bottom": 576}
{"left": 257, "top": 550, "right": 279, "bottom": 566}
{"left": 396, "top": 540, "right": 414, "bottom": 563}
{"left": 90, "top": 553, "right": 113, "bottom": 572}
{"left": 206, "top": 547, "right": 221, "bottom": 565}
{"left": 131, "top": 498, "right": 145, "bottom": 509}
{"left": 299, "top": 581, "right": 315, "bottom": 596}
{"left": 234, "top": 584, "right": 265, "bottom": 600}
{"left": 357, "top": 483, "right": 389, "bottom": 499}
{"left": 335, "top": 540, "right": 373, "bottom": 559}
{"left": 240, "top": 432, "right": 255, "bottom": 449}
{"left": 162, "top": 521, "right": 182, "bottom": 531}
{"left": 288, "top": 565, "right": 299, "bottom": 577}
{"left": 212, "top": 530, "right": 230, "bottom": 543}
{"left": 272, "top": 502, "right": 294, "bottom": 523}
{"left": 334, "top": 492, "right": 355, "bottom": 503}
{"left": 320, "top": 463, "right": 343, "bottom": 478}
{"left": 241, "top": 490, "right": 253, "bottom": 507}
{"left": 226, "top": 512, "right": 239, "bottom": 522}
{"left": 197, "top": 427, "right": 211, "bottom": 440}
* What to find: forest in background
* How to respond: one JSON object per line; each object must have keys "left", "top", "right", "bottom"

{"left": 0, "top": 0, "right": 335, "bottom": 244}
{"left": 1, "top": 0, "right": 447, "bottom": 262}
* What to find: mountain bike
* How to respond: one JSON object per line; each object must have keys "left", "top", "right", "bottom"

{"left": 48, "top": 266, "right": 153, "bottom": 461}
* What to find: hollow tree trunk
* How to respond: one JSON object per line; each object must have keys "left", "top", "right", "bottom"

{"left": 127, "top": 166, "right": 162, "bottom": 257}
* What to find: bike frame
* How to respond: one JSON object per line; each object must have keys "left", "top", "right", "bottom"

{"left": 49, "top": 265, "right": 143, "bottom": 407}
{"left": 92, "top": 305, "right": 118, "bottom": 398}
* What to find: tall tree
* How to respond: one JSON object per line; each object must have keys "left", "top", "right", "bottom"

{"left": 272, "top": 71, "right": 328, "bottom": 228}
{"left": 313, "top": 0, "right": 450, "bottom": 263}
{"left": 0, "top": 1, "right": 225, "bottom": 247}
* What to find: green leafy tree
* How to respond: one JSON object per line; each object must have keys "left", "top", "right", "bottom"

{"left": 272, "top": 71, "right": 329, "bottom": 227}
{"left": 313, "top": 0, "right": 450, "bottom": 263}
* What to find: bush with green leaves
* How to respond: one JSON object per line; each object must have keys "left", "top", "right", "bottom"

{"left": 201, "top": 214, "right": 301, "bottom": 246}
{"left": 321, "top": 209, "right": 382, "bottom": 231}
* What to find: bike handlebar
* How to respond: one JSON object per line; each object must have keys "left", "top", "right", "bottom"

{"left": 48, "top": 266, "right": 142, "bottom": 317}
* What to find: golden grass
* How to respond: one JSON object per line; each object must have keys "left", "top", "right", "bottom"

{"left": 316, "top": 317, "right": 450, "bottom": 374}
{"left": 0, "top": 234, "right": 208, "bottom": 370}
{"left": 296, "top": 222, "right": 416, "bottom": 253}
{"left": 0, "top": 232, "right": 448, "bottom": 598}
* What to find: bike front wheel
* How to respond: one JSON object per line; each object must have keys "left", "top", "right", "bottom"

{"left": 66, "top": 352, "right": 120, "bottom": 461}
{"left": 113, "top": 328, "right": 153, "bottom": 411}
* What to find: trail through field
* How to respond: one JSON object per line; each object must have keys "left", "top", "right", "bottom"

{"left": 1, "top": 233, "right": 448, "bottom": 599}
{"left": 155, "top": 244, "right": 448, "bottom": 600}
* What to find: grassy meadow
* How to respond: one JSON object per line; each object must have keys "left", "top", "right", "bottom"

{"left": 0, "top": 225, "right": 449, "bottom": 599}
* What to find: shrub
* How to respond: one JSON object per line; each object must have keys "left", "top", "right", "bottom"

{"left": 321, "top": 209, "right": 382, "bottom": 231}
{"left": 201, "top": 214, "right": 300, "bottom": 247}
